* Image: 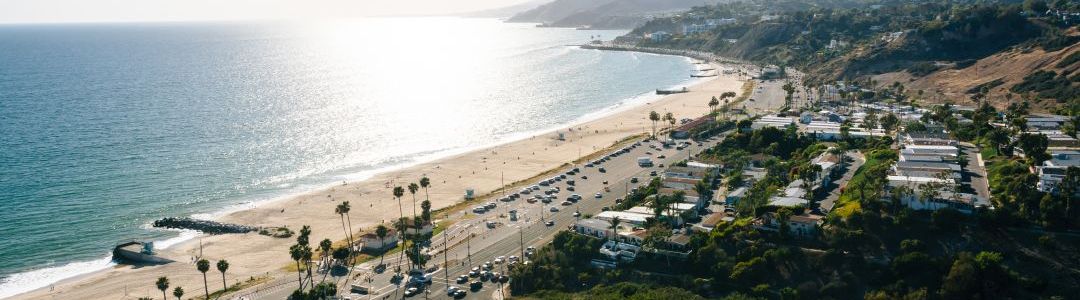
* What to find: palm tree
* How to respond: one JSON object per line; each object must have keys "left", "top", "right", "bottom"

{"left": 319, "top": 239, "right": 332, "bottom": 269}
{"left": 289, "top": 244, "right": 305, "bottom": 289}
{"left": 216, "top": 260, "right": 229, "bottom": 291}
{"left": 375, "top": 224, "right": 390, "bottom": 267}
{"left": 671, "top": 191, "right": 686, "bottom": 223}
{"left": 302, "top": 246, "right": 314, "bottom": 288}
{"left": 196, "top": 259, "right": 210, "bottom": 300}
{"left": 172, "top": 286, "right": 183, "bottom": 300}
{"left": 660, "top": 111, "right": 669, "bottom": 130}
{"left": 708, "top": 96, "right": 719, "bottom": 114}
{"left": 155, "top": 276, "right": 169, "bottom": 300}
{"left": 608, "top": 216, "right": 622, "bottom": 243}
{"left": 407, "top": 182, "right": 421, "bottom": 270}
{"left": 392, "top": 186, "right": 406, "bottom": 272}
{"left": 649, "top": 111, "right": 660, "bottom": 137}
{"left": 335, "top": 202, "right": 353, "bottom": 258}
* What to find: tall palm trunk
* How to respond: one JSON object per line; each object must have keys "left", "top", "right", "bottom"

{"left": 295, "top": 260, "right": 303, "bottom": 289}
{"left": 396, "top": 197, "right": 405, "bottom": 272}
{"left": 201, "top": 273, "right": 209, "bottom": 300}
{"left": 410, "top": 193, "right": 419, "bottom": 270}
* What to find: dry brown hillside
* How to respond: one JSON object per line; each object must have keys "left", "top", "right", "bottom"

{"left": 873, "top": 33, "right": 1079, "bottom": 112}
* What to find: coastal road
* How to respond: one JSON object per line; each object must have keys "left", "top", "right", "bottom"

{"left": 289, "top": 132, "right": 731, "bottom": 300}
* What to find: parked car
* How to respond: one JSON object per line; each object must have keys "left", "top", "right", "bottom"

{"left": 545, "top": 220, "right": 555, "bottom": 226}
{"left": 595, "top": 193, "right": 603, "bottom": 198}
{"left": 550, "top": 206, "right": 560, "bottom": 212}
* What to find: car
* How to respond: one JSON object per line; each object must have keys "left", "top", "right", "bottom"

{"left": 559, "top": 174, "right": 567, "bottom": 179}
{"left": 585, "top": 163, "right": 593, "bottom": 167}
{"left": 649, "top": 171, "right": 657, "bottom": 176}
{"left": 615, "top": 198, "right": 623, "bottom": 203}
{"left": 566, "top": 186, "right": 575, "bottom": 191}
{"left": 594, "top": 193, "right": 603, "bottom": 198}
{"left": 602, "top": 180, "right": 608, "bottom": 185}
{"left": 630, "top": 177, "right": 638, "bottom": 183}
{"left": 658, "top": 163, "right": 665, "bottom": 168}
{"left": 545, "top": 220, "right": 555, "bottom": 226}
{"left": 601, "top": 206, "right": 611, "bottom": 211}
{"left": 561, "top": 200, "right": 572, "bottom": 206}
{"left": 486, "top": 221, "right": 496, "bottom": 229}
{"left": 472, "top": 206, "right": 486, "bottom": 213}
{"left": 483, "top": 262, "right": 493, "bottom": 270}
{"left": 541, "top": 198, "right": 552, "bottom": 204}
{"left": 598, "top": 167, "right": 606, "bottom": 173}
{"left": 566, "top": 180, "right": 575, "bottom": 185}
{"left": 494, "top": 257, "right": 504, "bottom": 264}
{"left": 539, "top": 180, "right": 549, "bottom": 186}
{"left": 470, "top": 280, "right": 484, "bottom": 290}
{"left": 571, "top": 194, "right": 582, "bottom": 200}
{"left": 485, "top": 202, "right": 497, "bottom": 209}
{"left": 490, "top": 272, "right": 501, "bottom": 282}
{"left": 550, "top": 206, "right": 560, "bottom": 212}
{"left": 404, "top": 287, "right": 419, "bottom": 297}
{"left": 657, "top": 154, "right": 666, "bottom": 159}
{"left": 645, "top": 151, "right": 652, "bottom": 155}
{"left": 509, "top": 255, "right": 519, "bottom": 263}
{"left": 573, "top": 167, "right": 580, "bottom": 172}
{"left": 454, "top": 290, "right": 467, "bottom": 298}
{"left": 520, "top": 189, "right": 531, "bottom": 194}
{"left": 531, "top": 185, "right": 541, "bottom": 191}
{"left": 572, "top": 211, "right": 581, "bottom": 217}
{"left": 447, "top": 287, "right": 459, "bottom": 296}
{"left": 581, "top": 175, "right": 588, "bottom": 180}
{"left": 457, "top": 275, "right": 469, "bottom": 283}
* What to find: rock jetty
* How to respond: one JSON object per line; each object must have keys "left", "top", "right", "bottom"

{"left": 153, "top": 217, "right": 258, "bottom": 234}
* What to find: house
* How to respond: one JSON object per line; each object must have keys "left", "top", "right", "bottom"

{"left": 752, "top": 115, "right": 796, "bottom": 129}
{"left": 693, "top": 212, "right": 727, "bottom": 233}
{"left": 574, "top": 218, "right": 615, "bottom": 240}
{"left": 358, "top": 229, "right": 399, "bottom": 252}
{"left": 1036, "top": 150, "right": 1080, "bottom": 195}
{"left": 893, "top": 161, "right": 962, "bottom": 180}
{"left": 758, "top": 212, "right": 824, "bottom": 237}
{"left": 884, "top": 175, "right": 988, "bottom": 213}
{"left": 647, "top": 31, "right": 671, "bottom": 42}
{"left": 725, "top": 187, "right": 748, "bottom": 206}
{"left": 595, "top": 211, "right": 653, "bottom": 226}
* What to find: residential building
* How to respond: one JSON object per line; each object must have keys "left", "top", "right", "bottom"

{"left": 1036, "top": 150, "right": 1080, "bottom": 195}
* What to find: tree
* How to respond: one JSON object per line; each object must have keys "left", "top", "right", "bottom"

{"left": 986, "top": 127, "right": 1011, "bottom": 156}
{"left": 608, "top": 216, "right": 622, "bottom": 243}
{"left": 420, "top": 176, "right": 432, "bottom": 222}
{"left": 216, "top": 260, "right": 229, "bottom": 291}
{"left": 1016, "top": 133, "right": 1049, "bottom": 166}
{"left": 879, "top": 113, "right": 899, "bottom": 134}
{"left": 334, "top": 201, "right": 353, "bottom": 263}
{"left": 172, "top": 286, "right": 183, "bottom": 300}
{"left": 660, "top": 110, "right": 669, "bottom": 128}
{"left": 155, "top": 276, "right": 169, "bottom": 300}
{"left": 393, "top": 185, "right": 406, "bottom": 272}
{"left": 709, "top": 96, "right": 720, "bottom": 114}
{"left": 318, "top": 238, "right": 332, "bottom": 279}
{"left": 1025, "top": 0, "right": 1049, "bottom": 14}
{"left": 407, "top": 182, "right": 421, "bottom": 269}
{"left": 289, "top": 244, "right": 305, "bottom": 289}
{"left": 196, "top": 259, "right": 210, "bottom": 300}
{"left": 649, "top": 111, "right": 661, "bottom": 137}
{"left": 375, "top": 224, "right": 390, "bottom": 267}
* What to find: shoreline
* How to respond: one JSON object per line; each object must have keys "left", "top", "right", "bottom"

{"left": 8, "top": 50, "right": 746, "bottom": 300}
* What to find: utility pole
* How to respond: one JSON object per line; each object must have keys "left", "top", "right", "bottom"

{"left": 519, "top": 225, "right": 525, "bottom": 262}
{"left": 442, "top": 214, "right": 449, "bottom": 291}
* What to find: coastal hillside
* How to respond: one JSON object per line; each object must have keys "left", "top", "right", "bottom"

{"left": 508, "top": 0, "right": 724, "bottom": 29}
{"left": 459, "top": 0, "right": 554, "bottom": 18}
{"left": 623, "top": 0, "right": 1080, "bottom": 110}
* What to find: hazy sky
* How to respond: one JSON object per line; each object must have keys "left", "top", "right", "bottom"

{"left": 0, "top": 0, "right": 537, "bottom": 24}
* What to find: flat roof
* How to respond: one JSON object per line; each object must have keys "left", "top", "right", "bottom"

{"left": 768, "top": 196, "right": 808, "bottom": 207}
{"left": 896, "top": 161, "right": 962, "bottom": 171}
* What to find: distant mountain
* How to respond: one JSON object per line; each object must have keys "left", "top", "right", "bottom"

{"left": 508, "top": 0, "right": 723, "bottom": 29}
{"left": 626, "top": 0, "right": 1079, "bottom": 110}
{"left": 459, "top": 0, "right": 555, "bottom": 18}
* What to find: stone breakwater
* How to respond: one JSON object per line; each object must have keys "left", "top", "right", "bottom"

{"left": 152, "top": 217, "right": 258, "bottom": 234}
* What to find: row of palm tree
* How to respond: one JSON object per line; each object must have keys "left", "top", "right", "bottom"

{"left": 152, "top": 257, "right": 227, "bottom": 300}
{"left": 391, "top": 176, "right": 433, "bottom": 272}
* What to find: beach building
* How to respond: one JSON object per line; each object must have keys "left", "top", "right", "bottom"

{"left": 358, "top": 229, "right": 399, "bottom": 252}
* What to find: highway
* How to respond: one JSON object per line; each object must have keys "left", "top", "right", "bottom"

{"left": 267, "top": 131, "right": 731, "bottom": 300}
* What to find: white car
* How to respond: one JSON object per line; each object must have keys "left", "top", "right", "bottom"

{"left": 550, "top": 207, "right": 559, "bottom": 212}
{"left": 594, "top": 193, "right": 603, "bottom": 198}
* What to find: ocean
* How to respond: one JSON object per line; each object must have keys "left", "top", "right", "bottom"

{"left": 0, "top": 17, "right": 696, "bottom": 297}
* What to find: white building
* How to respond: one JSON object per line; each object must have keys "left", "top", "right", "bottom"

{"left": 1037, "top": 150, "right": 1080, "bottom": 195}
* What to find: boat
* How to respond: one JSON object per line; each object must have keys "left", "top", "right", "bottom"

{"left": 112, "top": 241, "right": 174, "bottom": 265}
{"left": 656, "top": 87, "right": 689, "bottom": 95}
